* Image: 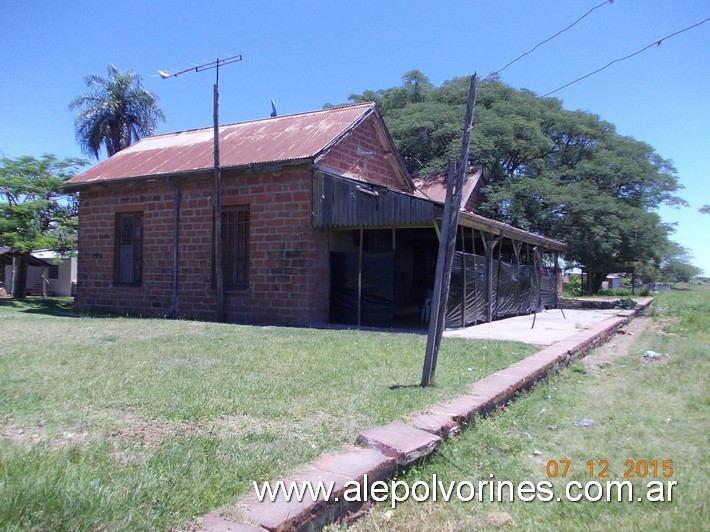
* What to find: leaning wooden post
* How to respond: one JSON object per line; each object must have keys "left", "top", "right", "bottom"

{"left": 421, "top": 73, "right": 478, "bottom": 387}
{"left": 421, "top": 162, "right": 456, "bottom": 386}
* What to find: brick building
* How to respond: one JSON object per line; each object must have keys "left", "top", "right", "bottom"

{"left": 66, "top": 103, "right": 565, "bottom": 328}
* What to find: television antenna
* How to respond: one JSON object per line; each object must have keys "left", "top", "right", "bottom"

{"left": 159, "top": 54, "right": 243, "bottom": 322}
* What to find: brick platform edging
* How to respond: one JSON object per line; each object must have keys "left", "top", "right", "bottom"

{"left": 197, "top": 299, "right": 652, "bottom": 531}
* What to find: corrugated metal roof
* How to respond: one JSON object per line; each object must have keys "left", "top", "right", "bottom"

{"left": 0, "top": 247, "right": 53, "bottom": 267}
{"left": 66, "top": 103, "right": 376, "bottom": 187}
{"left": 413, "top": 166, "right": 483, "bottom": 205}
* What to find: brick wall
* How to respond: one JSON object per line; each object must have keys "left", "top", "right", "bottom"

{"left": 317, "top": 115, "right": 408, "bottom": 192}
{"left": 73, "top": 113, "right": 407, "bottom": 327}
{"left": 74, "top": 163, "right": 330, "bottom": 326}
{"left": 464, "top": 175, "right": 487, "bottom": 214}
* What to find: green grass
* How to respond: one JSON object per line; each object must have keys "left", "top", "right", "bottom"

{"left": 0, "top": 297, "right": 535, "bottom": 530}
{"left": 348, "top": 287, "right": 709, "bottom": 530}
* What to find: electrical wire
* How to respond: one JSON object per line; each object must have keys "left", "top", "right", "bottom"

{"left": 487, "top": 0, "right": 613, "bottom": 79}
{"left": 543, "top": 17, "right": 710, "bottom": 97}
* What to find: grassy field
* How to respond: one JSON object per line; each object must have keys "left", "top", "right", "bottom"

{"left": 0, "top": 298, "right": 535, "bottom": 530}
{"left": 349, "top": 287, "right": 709, "bottom": 530}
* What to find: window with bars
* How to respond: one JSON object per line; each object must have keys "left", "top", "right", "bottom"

{"left": 221, "top": 206, "right": 249, "bottom": 289}
{"left": 114, "top": 212, "right": 143, "bottom": 286}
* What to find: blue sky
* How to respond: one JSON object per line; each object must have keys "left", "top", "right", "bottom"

{"left": 1, "top": 0, "right": 708, "bottom": 272}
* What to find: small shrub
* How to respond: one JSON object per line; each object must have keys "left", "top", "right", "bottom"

{"left": 563, "top": 276, "right": 582, "bottom": 297}
{"left": 597, "top": 288, "right": 634, "bottom": 297}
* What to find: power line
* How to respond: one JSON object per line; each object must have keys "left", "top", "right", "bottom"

{"left": 543, "top": 17, "right": 710, "bottom": 97}
{"left": 488, "top": 0, "right": 613, "bottom": 79}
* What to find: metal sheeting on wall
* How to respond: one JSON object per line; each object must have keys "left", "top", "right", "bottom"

{"left": 313, "top": 172, "right": 437, "bottom": 229}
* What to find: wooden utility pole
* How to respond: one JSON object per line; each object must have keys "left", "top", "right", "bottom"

{"left": 158, "top": 55, "right": 242, "bottom": 322}
{"left": 421, "top": 73, "right": 478, "bottom": 387}
{"left": 213, "top": 63, "right": 224, "bottom": 322}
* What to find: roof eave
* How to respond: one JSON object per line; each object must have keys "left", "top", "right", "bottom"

{"left": 457, "top": 211, "right": 567, "bottom": 252}
{"left": 63, "top": 157, "right": 315, "bottom": 192}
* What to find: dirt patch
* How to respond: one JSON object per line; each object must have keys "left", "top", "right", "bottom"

{"left": 581, "top": 316, "right": 651, "bottom": 370}
{"left": 0, "top": 423, "right": 91, "bottom": 449}
{"left": 0, "top": 424, "right": 48, "bottom": 445}
{"left": 2, "top": 413, "right": 270, "bottom": 455}
{"left": 109, "top": 421, "right": 206, "bottom": 449}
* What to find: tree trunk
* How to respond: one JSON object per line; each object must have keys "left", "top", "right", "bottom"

{"left": 13, "top": 253, "right": 29, "bottom": 299}
{"left": 591, "top": 271, "right": 607, "bottom": 294}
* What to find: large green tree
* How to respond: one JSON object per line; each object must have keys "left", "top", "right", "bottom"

{"left": 70, "top": 64, "right": 165, "bottom": 159}
{"left": 0, "top": 154, "right": 85, "bottom": 298}
{"left": 346, "top": 74, "right": 687, "bottom": 292}
{"left": 659, "top": 241, "right": 702, "bottom": 284}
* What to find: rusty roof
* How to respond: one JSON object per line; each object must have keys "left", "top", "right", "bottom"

{"left": 66, "top": 103, "right": 376, "bottom": 187}
{"left": 413, "top": 166, "right": 483, "bottom": 206}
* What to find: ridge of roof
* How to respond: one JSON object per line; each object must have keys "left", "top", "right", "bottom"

{"left": 133, "top": 102, "right": 377, "bottom": 141}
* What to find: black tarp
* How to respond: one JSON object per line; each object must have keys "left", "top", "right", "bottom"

{"left": 446, "top": 252, "right": 554, "bottom": 328}
{"left": 329, "top": 251, "right": 394, "bottom": 327}
{"left": 540, "top": 269, "right": 558, "bottom": 309}
{"left": 447, "top": 252, "right": 486, "bottom": 328}
{"left": 330, "top": 248, "right": 556, "bottom": 329}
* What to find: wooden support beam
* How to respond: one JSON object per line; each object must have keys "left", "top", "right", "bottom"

{"left": 357, "top": 228, "right": 363, "bottom": 327}
{"left": 486, "top": 236, "right": 498, "bottom": 323}
{"left": 460, "top": 225, "right": 467, "bottom": 328}
{"left": 493, "top": 236, "right": 503, "bottom": 319}
{"left": 433, "top": 220, "right": 441, "bottom": 241}
{"left": 479, "top": 230, "right": 488, "bottom": 254}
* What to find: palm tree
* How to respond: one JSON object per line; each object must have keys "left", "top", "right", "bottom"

{"left": 70, "top": 64, "right": 166, "bottom": 159}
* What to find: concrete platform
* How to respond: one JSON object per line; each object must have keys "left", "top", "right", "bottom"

{"left": 444, "top": 308, "right": 632, "bottom": 346}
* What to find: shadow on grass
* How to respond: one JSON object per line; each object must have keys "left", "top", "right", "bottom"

{"left": 0, "top": 297, "right": 107, "bottom": 319}
{"left": 389, "top": 383, "right": 424, "bottom": 390}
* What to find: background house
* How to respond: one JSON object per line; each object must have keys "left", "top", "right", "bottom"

{"left": 603, "top": 274, "right": 624, "bottom": 290}
{"left": 0, "top": 248, "right": 76, "bottom": 297}
{"left": 65, "top": 103, "right": 565, "bottom": 328}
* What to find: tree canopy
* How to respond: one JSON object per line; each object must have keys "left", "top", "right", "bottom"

{"left": 346, "top": 72, "right": 689, "bottom": 291}
{"left": 70, "top": 64, "right": 165, "bottom": 159}
{"left": 0, "top": 154, "right": 85, "bottom": 297}
{"left": 658, "top": 241, "right": 702, "bottom": 284}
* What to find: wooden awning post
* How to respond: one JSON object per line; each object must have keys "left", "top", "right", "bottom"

{"left": 460, "top": 226, "right": 467, "bottom": 328}
{"left": 486, "top": 236, "right": 498, "bottom": 323}
{"left": 357, "top": 228, "right": 363, "bottom": 327}
{"left": 531, "top": 247, "right": 542, "bottom": 329}
{"left": 513, "top": 240, "right": 522, "bottom": 314}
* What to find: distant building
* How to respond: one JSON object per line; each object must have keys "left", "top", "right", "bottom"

{"left": 0, "top": 248, "right": 77, "bottom": 296}
{"left": 604, "top": 274, "right": 623, "bottom": 290}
